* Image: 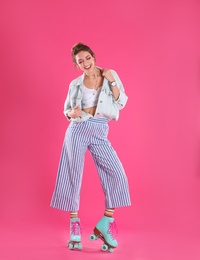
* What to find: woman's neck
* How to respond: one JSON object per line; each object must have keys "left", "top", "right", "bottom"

{"left": 85, "top": 67, "right": 100, "bottom": 79}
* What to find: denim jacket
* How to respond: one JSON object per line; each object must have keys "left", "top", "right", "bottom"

{"left": 63, "top": 69, "right": 128, "bottom": 122}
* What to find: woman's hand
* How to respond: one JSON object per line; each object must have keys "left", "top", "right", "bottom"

{"left": 102, "top": 68, "right": 115, "bottom": 82}
{"left": 68, "top": 105, "right": 82, "bottom": 118}
{"left": 102, "top": 68, "right": 120, "bottom": 100}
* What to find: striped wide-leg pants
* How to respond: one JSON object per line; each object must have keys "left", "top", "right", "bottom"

{"left": 50, "top": 117, "right": 131, "bottom": 212}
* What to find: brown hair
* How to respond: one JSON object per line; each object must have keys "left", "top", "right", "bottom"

{"left": 71, "top": 42, "right": 96, "bottom": 65}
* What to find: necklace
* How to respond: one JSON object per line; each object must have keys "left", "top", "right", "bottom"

{"left": 83, "top": 68, "right": 101, "bottom": 101}
{"left": 84, "top": 67, "right": 100, "bottom": 90}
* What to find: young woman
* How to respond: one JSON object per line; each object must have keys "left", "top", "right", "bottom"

{"left": 51, "top": 42, "right": 131, "bottom": 252}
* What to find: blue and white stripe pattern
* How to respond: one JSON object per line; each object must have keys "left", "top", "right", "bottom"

{"left": 51, "top": 117, "right": 131, "bottom": 211}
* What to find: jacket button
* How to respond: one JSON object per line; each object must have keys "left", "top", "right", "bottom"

{"left": 100, "top": 101, "right": 103, "bottom": 103}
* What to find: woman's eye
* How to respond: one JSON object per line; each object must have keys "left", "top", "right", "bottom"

{"left": 78, "top": 61, "right": 83, "bottom": 64}
{"left": 86, "top": 57, "right": 91, "bottom": 60}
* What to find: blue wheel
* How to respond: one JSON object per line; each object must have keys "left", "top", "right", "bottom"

{"left": 73, "top": 243, "right": 82, "bottom": 250}
{"left": 74, "top": 243, "right": 79, "bottom": 249}
{"left": 109, "top": 248, "right": 114, "bottom": 253}
{"left": 89, "top": 234, "right": 97, "bottom": 240}
{"left": 102, "top": 244, "right": 108, "bottom": 251}
{"left": 68, "top": 242, "right": 74, "bottom": 250}
{"left": 78, "top": 243, "right": 82, "bottom": 250}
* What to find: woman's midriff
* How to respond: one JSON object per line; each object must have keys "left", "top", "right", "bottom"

{"left": 83, "top": 106, "right": 97, "bottom": 116}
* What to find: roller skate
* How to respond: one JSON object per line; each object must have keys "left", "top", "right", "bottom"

{"left": 89, "top": 216, "right": 118, "bottom": 253}
{"left": 68, "top": 218, "right": 82, "bottom": 250}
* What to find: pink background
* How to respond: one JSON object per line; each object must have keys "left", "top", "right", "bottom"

{"left": 0, "top": 0, "right": 200, "bottom": 259}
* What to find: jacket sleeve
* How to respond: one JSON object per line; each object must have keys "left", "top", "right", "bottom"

{"left": 111, "top": 70, "right": 128, "bottom": 110}
{"left": 63, "top": 81, "right": 88, "bottom": 122}
{"left": 63, "top": 82, "right": 73, "bottom": 120}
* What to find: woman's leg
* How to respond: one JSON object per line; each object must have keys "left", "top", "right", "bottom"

{"left": 89, "top": 137, "right": 131, "bottom": 209}
{"left": 88, "top": 119, "right": 131, "bottom": 250}
{"left": 51, "top": 123, "right": 89, "bottom": 212}
{"left": 104, "top": 208, "right": 115, "bottom": 217}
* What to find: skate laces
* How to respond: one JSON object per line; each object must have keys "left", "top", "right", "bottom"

{"left": 108, "top": 221, "right": 118, "bottom": 239}
{"left": 71, "top": 221, "right": 82, "bottom": 236}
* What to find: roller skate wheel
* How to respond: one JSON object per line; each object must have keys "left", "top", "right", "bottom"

{"left": 74, "top": 243, "right": 82, "bottom": 250}
{"left": 109, "top": 248, "right": 114, "bottom": 253}
{"left": 89, "top": 234, "right": 97, "bottom": 240}
{"left": 74, "top": 243, "right": 79, "bottom": 249}
{"left": 78, "top": 243, "right": 82, "bottom": 250}
{"left": 68, "top": 242, "right": 74, "bottom": 250}
{"left": 102, "top": 244, "right": 109, "bottom": 251}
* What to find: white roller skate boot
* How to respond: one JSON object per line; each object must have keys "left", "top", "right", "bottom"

{"left": 68, "top": 218, "right": 82, "bottom": 250}
{"left": 89, "top": 216, "right": 118, "bottom": 252}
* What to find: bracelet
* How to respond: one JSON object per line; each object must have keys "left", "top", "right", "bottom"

{"left": 66, "top": 111, "right": 71, "bottom": 119}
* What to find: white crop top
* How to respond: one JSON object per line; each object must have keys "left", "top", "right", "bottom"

{"left": 81, "top": 84, "right": 102, "bottom": 109}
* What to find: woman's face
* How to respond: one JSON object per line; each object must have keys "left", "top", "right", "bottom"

{"left": 75, "top": 51, "right": 95, "bottom": 75}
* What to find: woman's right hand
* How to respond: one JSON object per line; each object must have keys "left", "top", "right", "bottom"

{"left": 68, "top": 105, "right": 82, "bottom": 118}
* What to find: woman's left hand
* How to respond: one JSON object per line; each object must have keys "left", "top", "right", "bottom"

{"left": 102, "top": 68, "right": 115, "bottom": 82}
